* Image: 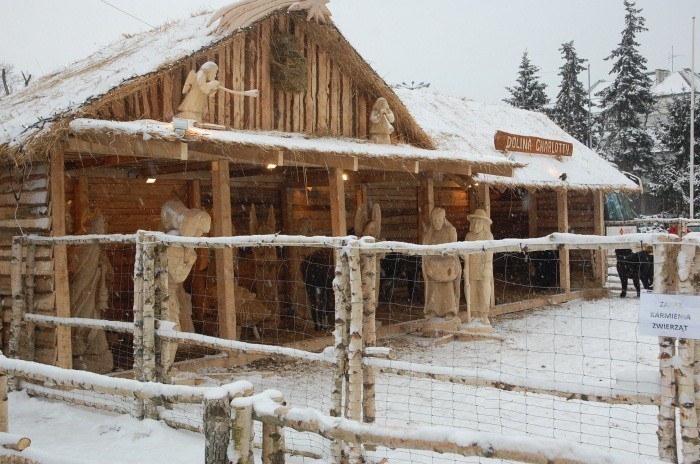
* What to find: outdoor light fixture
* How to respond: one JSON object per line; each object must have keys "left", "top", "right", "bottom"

{"left": 172, "top": 118, "right": 194, "bottom": 136}
{"left": 342, "top": 173, "right": 349, "bottom": 181}
{"left": 146, "top": 178, "right": 157, "bottom": 184}
{"left": 266, "top": 164, "right": 277, "bottom": 170}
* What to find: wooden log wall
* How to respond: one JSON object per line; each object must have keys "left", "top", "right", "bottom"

{"left": 363, "top": 184, "right": 419, "bottom": 243}
{"left": 435, "top": 186, "right": 469, "bottom": 240}
{"left": 90, "top": 14, "right": 397, "bottom": 143}
{"left": 535, "top": 190, "right": 559, "bottom": 237}
{"left": 489, "top": 188, "right": 529, "bottom": 240}
{"left": 567, "top": 192, "right": 595, "bottom": 236}
{"left": 289, "top": 187, "right": 356, "bottom": 236}
{"left": 0, "top": 164, "right": 52, "bottom": 353}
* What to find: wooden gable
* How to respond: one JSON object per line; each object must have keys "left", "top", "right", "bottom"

{"left": 87, "top": 12, "right": 426, "bottom": 147}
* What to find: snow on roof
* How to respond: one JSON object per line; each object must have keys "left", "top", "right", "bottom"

{"left": 395, "top": 88, "right": 639, "bottom": 191}
{"left": 652, "top": 69, "right": 700, "bottom": 96}
{"left": 69, "top": 118, "right": 517, "bottom": 170}
{"left": 0, "top": 12, "right": 221, "bottom": 154}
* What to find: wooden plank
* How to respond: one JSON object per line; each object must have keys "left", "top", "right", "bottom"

{"left": 212, "top": 161, "right": 236, "bottom": 339}
{"left": 341, "top": 74, "right": 352, "bottom": 137}
{"left": 329, "top": 168, "right": 347, "bottom": 236}
{"left": 330, "top": 61, "right": 341, "bottom": 134}
{"left": 162, "top": 72, "right": 174, "bottom": 121}
{"left": 73, "top": 177, "right": 88, "bottom": 234}
{"left": 232, "top": 36, "right": 246, "bottom": 129}
{"left": 49, "top": 149, "right": 72, "bottom": 369}
{"left": 317, "top": 48, "right": 329, "bottom": 133}
{"left": 304, "top": 39, "right": 317, "bottom": 133}
{"left": 557, "top": 189, "right": 571, "bottom": 293}
{"left": 418, "top": 177, "right": 434, "bottom": 243}
{"left": 189, "top": 180, "right": 201, "bottom": 209}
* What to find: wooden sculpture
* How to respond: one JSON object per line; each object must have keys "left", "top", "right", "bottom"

{"left": 176, "top": 61, "right": 258, "bottom": 122}
{"left": 369, "top": 97, "right": 395, "bottom": 145}
{"left": 465, "top": 209, "right": 494, "bottom": 329}
{"left": 422, "top": 207, "right": 461, "bottom": 320}
{"left": 68, "top": 212, "right": 114, "bottom": 374}
{"left": 250, "top": 205, "right": 281, "bottom": 322}
{"left": 161, "top": 200, "right": 211, "bottom": 371}
{"left": 208, "top": 0, "right": 332, "bottom": 35}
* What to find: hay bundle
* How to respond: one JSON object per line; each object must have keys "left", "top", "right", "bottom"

{"left": 270, "top": 30, "right": 307, "bottom": 94}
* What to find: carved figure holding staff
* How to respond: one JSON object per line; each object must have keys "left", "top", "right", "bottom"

{"left": 465, "top": 209, "right": 494, "bottom": 328}
{"left": 176, "top": 61, "right": 259, "bottom": 122}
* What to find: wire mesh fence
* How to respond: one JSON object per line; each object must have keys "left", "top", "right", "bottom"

{"left": 7, "top": 231, "right": 699, "bottom": 463}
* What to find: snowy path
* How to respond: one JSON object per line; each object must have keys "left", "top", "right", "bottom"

{"left": 2, "top": 296, "right": 660, "bottom": 463}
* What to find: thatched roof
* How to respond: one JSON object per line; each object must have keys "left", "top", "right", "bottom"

{"left": 0, "top": 9, "right": 434, "bottom": 165}
{"left": 396, "top": 89, "right": 640, "bottom": 192}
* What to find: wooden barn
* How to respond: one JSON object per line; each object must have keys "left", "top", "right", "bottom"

{"left": 0, "top": 4, "right": 637, "bottom": 366}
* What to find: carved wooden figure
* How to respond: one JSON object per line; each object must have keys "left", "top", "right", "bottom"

{"left": 250, "top": 205, "right": 281, "bottom": 322}
{"left": 161, "top": 200, "right": 211, "bottom": 368}
{"left": 176, "top": 61, "right": 258, "bottom": 123}
{"left": 68, "top": 212, "right": 114, "bottom": 374}
{"left": 465, "top": 209, "right": 494, "bottom": 328}
{"left": 422, "top": 208, "right": 461, "bottom": 320}
{"left": 369, "top": 97, "right": 395, "bottom": 145}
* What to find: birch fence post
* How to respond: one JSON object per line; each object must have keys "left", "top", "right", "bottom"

{"left": 679, "top": 234, "right": 700, "bottom": 463}
{"left": 204, "top": 393, "right": 232, "bottom": 464}
{"left": 132, "top": 231, "right": 146, "bottom": 418}
{"left": 0, "top": 372, "right": 7, "bottom": 433}
{"left": 261, "top": 395, "right": 286, "bottom": 464}
{"left": 655, "top": 237, "right": 680, "bottom": 463}
{"left": 360, "top": 241, "right": 377, "bottom": 426}
{"left": 331, "top": 244, "right": 350, "bottom": 463}
{"left": 153, "top": 241, "right": 170, "bottom": 385}
{"left": 141, "top": 233, "right": 158, "bottom": 419}
{"left": 24, "top": 244, "right": 36, "bottom": 362}
{"left": 347, "top": 241, "right": 365, "bottom": 463}
{"left": 232, "top": 402, "right": 254, "bottom": 464}
{"left": 10, "top": 238, "right": 26, "bottom": 390}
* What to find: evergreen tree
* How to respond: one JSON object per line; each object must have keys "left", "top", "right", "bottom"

{"left": 553, "top": 42, "right": 590, "bottom": 145}
{"left": 504, "top": 51, "right": 549, "bottom": 111}
{"left": 597, "top": 0, "right": 655, "bottom": 177}
{"left": 650, "top": 94, "right": 700, "bottom": 216}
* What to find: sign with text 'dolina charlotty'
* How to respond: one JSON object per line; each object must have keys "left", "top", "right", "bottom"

{"left": 639, "top": 293, "right": 700, "bottom": 338}
{"left": 494, "top": 131, "right": 574, "bottom": 157}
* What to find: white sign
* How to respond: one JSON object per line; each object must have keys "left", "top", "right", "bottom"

{"left": 639, "top": 293, "right": 700, "bottom": 338}
{"left": 606, "top": 225, "right": 638, "bottom": 237}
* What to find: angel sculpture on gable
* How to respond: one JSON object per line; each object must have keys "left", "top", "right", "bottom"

{"left": 369, "top": 97, "right": 395, "bottom": 145}
{"left": 176, "top": 61, "right": 259, "bottom": 123}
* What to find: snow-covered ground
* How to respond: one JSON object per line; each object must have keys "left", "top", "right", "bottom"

{"left": 2, "top": 296, "right": 660, "bottom": 463}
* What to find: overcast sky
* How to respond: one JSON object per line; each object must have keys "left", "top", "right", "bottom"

{"left": 0, "top": 0, "right": 698, "bottom": 103}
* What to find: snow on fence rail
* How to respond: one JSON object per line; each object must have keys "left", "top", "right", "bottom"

{"left": 8, "top": 231, "right": 700, "bottom": 463}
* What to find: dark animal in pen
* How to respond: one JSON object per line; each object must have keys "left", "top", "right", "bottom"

{"left": 615, "top": 249, "right": 653, "bottom": 298}
{"left": 527, "top": 250, "right": 560, "bottom": 289}
{"left": 379, "top": 253, "right": 423, "bottom": 304}
{"left": 301, "top": 249, "right": 336, "bottom": 330}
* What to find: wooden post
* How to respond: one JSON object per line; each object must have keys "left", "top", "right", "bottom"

{"left": 232, "top": 404, "right": 254, "bottom": 464}
{"left": 592, "top": 190, "right": 607, "bottom": 287}
{"left": 528, "top": 191, "right": 538, "bottom": 238}
{"left": 347, "top": 242, "right": 364, "bottom": 463}
{"left": 655, "top": 238, "right": 680, "bottom": 463}
{"left": 73, "top": 176, "right": 89, "bottom": 234}
{"left": 24, "top": 244, "right": 36, "bottom": 362}
{"left": 0, "top": 373, "right": 7, "bottom": 433}
{"left": 261, "top": 395, "right": 285, "bottom": 464}
{"left": 556, "top": 189, "right": 571, "bottom": 293}
{"left": 154, "top": 243, "right": 170, "bottom": 385}
{"left": 10, "top": 239, "right": 25, "bottom": 370}
{"left": 331, "top": 246, "right": 350, "bottom": 463}
{"left": 212, "top": 161, "right": 237, "bottom": 340}
{"left": 50, "top": 148, "right": 72, "bottom": 369}
{"left": 189, "top": 180, "right": 201, "bottom": 209}
{"left": 329, "top": 168, "right": 347, "bottom": 237}
{"left": 483, "top": 185, "right": 495, "bottom": 308}
{"left": 418, "top": 176, "right": 434, "bottom": 243}
{"left": 360, "top": 247, "right": 377, "bottom": 425}
{"left": 132, "top": 232, "right": 146, "bottom": 419}
{"left": 204, "top": 395, "right": 232, "bottom": 464}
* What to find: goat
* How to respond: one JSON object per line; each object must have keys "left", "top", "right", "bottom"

{"left": 300, "top": 249, "right": 335, "bottom": 331}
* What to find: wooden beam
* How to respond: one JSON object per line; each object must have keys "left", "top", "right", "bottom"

{"left": 528, "top": 191, "right": 538, "bottom": 238}
{"left": 592, "top": 190, "right": 606, "bottom": 287}
{"left": 358, "top": 158, "right": 419, "bottom": 174}
{"left": 284, "top": 151, "right": 358, "bottom": 172}
{"left": 557, "top": 189, "right": 571, "bottom": 293}
{"left": 67, "top": 136, "right": 189, "bottom": 161}
{"left": 329, "top": 168, "right": 347, "bottom": 236}
{"left": 418, "top": 176, "right": 434, "bottom": 243}
{"left": 50, "top": 148, "right": 72, "bottom": 369}
{"left": 211, "top": 161, "right": 236, "bottom": 340}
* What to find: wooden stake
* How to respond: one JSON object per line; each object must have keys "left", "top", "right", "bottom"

{"left": 10, "top": 240, "right": 25, "bottom": 373}
{"left": 0, "top": 375, "right": 7, "bottom": 433}
{"left": 360, "top": 249, "right": 377, "bottom": 425}
{"left": 132, "top": 232, "right": 146, "bottom": 419}
{"left": 592, "top": 190, "right": 606, "bottom": 287}
{"left": 212, "top": 161, "right": 237, "bottom": 339}
{"left": 261, "top": 395, "right": 286, "bottom": 464}
{"left": 347, "top": 243, "right": 364, "bottom": 463}
{"left": 232, "top": 404, "right": 254, "bottom": 464}
{"left": 139, "top": 234, "right": 158, "bottom": 419}
{"left": 329, "top": 168, "right": 347, "bottom": 237}
{"left": 556, "top": 189, "right": 570, "bottom": 293}
{"left": 331, "top": 246, "right": 350, "bottom": 463}
{"left": 204, "top": 395, "right": 232, "bottom": 464}
{"left": 24, "top": 244, "right": 36, "bottom": 362}
{"left": 50, "top": 148, "right": 72, "bottom": 369}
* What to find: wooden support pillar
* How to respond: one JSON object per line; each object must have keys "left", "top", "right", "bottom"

{"left": 50, "top": 148, "right": 72, "bottom": 369}
{"left": 204, "top": 395, "right": 232, "bottom": 464}
{"left": 592, "top": 190, "right": 607, "bottom": 287}
{"left": 212, "top": 161, "right": 237, "bottom": 340}
{"left": 329, "top": 168, "right": 347, "bottom": 236}
{"left": 528, "top": 191, "right": 538, "bottom": 238}
{"left": 418, "top": 176, "right": 434, "bottom": 243}
{"left": 189, "top": 180, "right": 201, "bottom": 209}
{"left": 556, "top": 189, "right": 571, "bottom": 293}
{"left": 482, "top": 184, "right": 491, "bottom": 217}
